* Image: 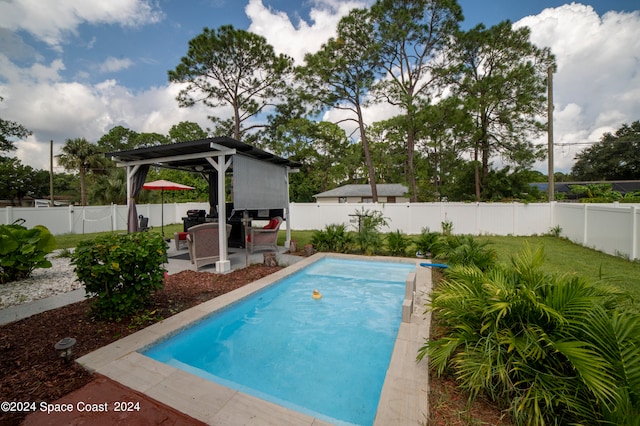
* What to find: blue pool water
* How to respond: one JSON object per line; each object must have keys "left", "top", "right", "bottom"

{"left": 142, "top": 257, "right": 415, "bottom": 425}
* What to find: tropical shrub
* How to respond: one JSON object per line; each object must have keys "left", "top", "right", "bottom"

{"left": 386, "top": 230, "right": 412, "bottom": 257}
{"left": 570, "top": 183, "right": 623, "bottom": 203}
{"left": 441, "top": 219, "right": 453, "bottom": 236}
{"left": 311, "top": 223, "right": 352, "bottom": 253}
{"left": 433, "top": 235, "right": 497, "bottom": 271}
{"left": 0, "top": 222, "right": 56, "bottom": 283}
{"left": 547, "top": 224, "right": 562, "bottom": 237}
{"left": 353, "top": 208, "right": 387, "bottom": 255}
{"left": 420, "top": 245, "right": 640, "bottom": 425}
{"left": 414, "top": 227, "right": 440, "bottom": 257}
{"left": 72, "top": 232, "right": 167, "bottom": 320}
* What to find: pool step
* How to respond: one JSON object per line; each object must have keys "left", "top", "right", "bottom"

{"left": 402, "top": 272, "right": 416, "bottom": 323}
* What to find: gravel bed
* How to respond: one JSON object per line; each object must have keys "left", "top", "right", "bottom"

{"left": 0, "top": 252, "right": 82, "bottom": 309}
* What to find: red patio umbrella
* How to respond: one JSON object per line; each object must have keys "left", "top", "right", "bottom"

{"left": 142, "top": 179, "right": 194, "bottom": 236}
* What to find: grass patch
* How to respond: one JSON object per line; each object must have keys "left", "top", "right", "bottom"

{"left": 54, "top": 224, "right": 184, "bottom": 250}
{"left": 476, "top": 235, "right": 640, "bottom": 305}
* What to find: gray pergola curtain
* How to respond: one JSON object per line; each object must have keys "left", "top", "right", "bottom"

{"left": 127, "top": 164, "right": 150, "bottom": 233}
{"left": 232, "top": 155, "right": 287, "bottom": 210}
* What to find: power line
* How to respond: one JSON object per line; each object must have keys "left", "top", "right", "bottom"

{"left": 555, "top": 139, "right": 640, "bottom": 147}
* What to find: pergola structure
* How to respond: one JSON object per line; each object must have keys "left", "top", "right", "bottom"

{"left": 106, "top": 137, "right": 300, "bottom": 273}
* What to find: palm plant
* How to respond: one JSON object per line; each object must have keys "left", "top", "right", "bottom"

{"left": 414, "top": 227, "right": 440, "bottom": 257}
{"left": 433, "top": 235, "right": 497, "bottom": 271}
{"left": 420, "top": 245, "right": 640, "bottom": 424}
{"left": 311, "top": 223, "right": 352, "bottom": 253}
{"left": 386, "top": 230, "right": 412, "bottom": 256}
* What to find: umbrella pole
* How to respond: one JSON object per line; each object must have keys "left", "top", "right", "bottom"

{"left": 161, "top": 189, "right": 164, "bottom": 237}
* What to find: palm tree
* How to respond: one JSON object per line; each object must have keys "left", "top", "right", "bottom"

{"left": 56, "top": 138, "right": 104, "bottom": 206}
{"left": 89, "top": 169, "right": 127, "bottom": 205}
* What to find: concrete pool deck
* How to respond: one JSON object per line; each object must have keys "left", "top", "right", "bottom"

{"left": 76, "top": 253, "right": 432, "bottom": 425}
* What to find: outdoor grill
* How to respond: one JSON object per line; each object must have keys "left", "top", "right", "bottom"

{"left": 182, "top": 210, "right": 206, "bottom": 231}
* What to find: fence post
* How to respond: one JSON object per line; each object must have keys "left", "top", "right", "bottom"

{"left": 632, "top": 206, "right": 638, "bottom": 260}
{"left": 6, "top": 206, "right": 13, "bottom": 225}
{"left": 111, "top": 203, "right": 117, "bottom": 232}
{"left": 583, "top": 204, "right": 588, "bottom": 246}
{"left": 69, "top": 205, "right": 75, "bottom": 234}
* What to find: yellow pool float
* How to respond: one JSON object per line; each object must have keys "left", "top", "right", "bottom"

{"left": 312, "top": 289, "right": 322, "bottom": 300}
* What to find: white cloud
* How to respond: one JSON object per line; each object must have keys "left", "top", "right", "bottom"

{"left": 246, "top": 0, "right": 368, "bottom": 64}
{"left": 0, "top": 0, "right": 164, "bottom": 51}
{"left": 0, "top": 55, "right": 216, "bottom": 170}
{"left": 517, "top": 4, "right": 640, "bottom": 172}
{"left": 246, "top": 0, "right": 389, "bottom": 139}
{"left": 98, "top": 57, "right": 134, "bottom": 73}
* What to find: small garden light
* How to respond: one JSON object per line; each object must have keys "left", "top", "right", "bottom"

{"left": 54, "top": 337, "right": 76, "bottom": 362}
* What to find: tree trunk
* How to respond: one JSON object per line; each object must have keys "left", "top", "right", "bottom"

{"left": 357, "top": 104, "right": 377, "bottom": 202}
{"left": 480, "top": 112, "right": 490, "bottom": 200}
{"left": 433, "top": 143, "right": 440, "bottom": 197}
{"left": 481, "top": 140, "right": 490, "bottom": 198}
{"left": 80, "top": 168, "right": 87, "bottom": 206}
{"left": 474, "top": 146, "right": 481, "bottom": 202}
{"left": 233, "top": 105, "right": 241, "bottom": 140}
{"left": 406, "top": 128, "right": 418, "bottom": 202}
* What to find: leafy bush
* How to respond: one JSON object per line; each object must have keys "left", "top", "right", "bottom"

{"left": 0, "top": 223, "right": 56, "bottom": 284}
{"left": 311, "top": 223, "right": 352, "bottom": 253}
{"left": 414, "top": 227, "right": 440, "bottom": 257}
{"left": 72, "top": 232, "right": 167, "bottom": 320}
{"left": 386, "top": 230, "right": 412, "bottom": 257}
{"left": 441, "top": 219, "right": 453, "bottom": 236}
{"left": 420, "top": 245, "right": 640, "bottom": 424}
{"left": 433, "top": 235, "right": 497, "bottom": 271}
{"left": 547, "top": 224, "right": 562, "bottom": 237}
{"left": 353, "top": 208, "right": 387, "bottom": 255}
{"left": 571, "top": 183, "right": 623, "bottom": 203}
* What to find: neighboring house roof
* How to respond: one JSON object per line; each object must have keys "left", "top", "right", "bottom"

{"left": 530, "top": 180, "right": 640, "bottom": 194}
{"left": 314, "top": 184, "right": 408, "bottom": 198}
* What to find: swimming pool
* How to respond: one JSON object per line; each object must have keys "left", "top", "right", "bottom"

{"left": 142, "top": 257, "right": 416, "bottom": 425}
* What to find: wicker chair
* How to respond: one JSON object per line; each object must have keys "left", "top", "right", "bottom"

{"left": 186, "top": 223, "right": 232, "bottom": 271}
{"left": 247, "top": 216, "right": 283, "bottom": 253}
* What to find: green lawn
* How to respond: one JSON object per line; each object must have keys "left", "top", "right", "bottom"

{"left": 477, "top": 235, "right": 640, "bottom": 304}
{"left": 53, "top": 223, "right": 185, "bottom": 249}
{"left": 55, "top": 228, "right": 640, "bottom": 305}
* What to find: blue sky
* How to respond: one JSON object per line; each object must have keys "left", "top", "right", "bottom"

{"left": 1, "top": 0, "right": 639, "bottom": 173}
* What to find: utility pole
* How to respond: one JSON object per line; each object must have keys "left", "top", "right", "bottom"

{"left": 49, "top": 140, "right": 54, "bottom": 207}
{"left": 547, "top": 66, "right": 555, "bottom": 202}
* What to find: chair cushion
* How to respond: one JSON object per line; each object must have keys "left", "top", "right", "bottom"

{"left": 176, "top": 232, "right": 188, "bottom": 240}
{"left": 263, "top": 218, "right": 279, "bottom": 229}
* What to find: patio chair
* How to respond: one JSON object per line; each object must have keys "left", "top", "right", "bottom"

{"left": 186, "top": 223, "right": 232, "bottom": 271}
{"left": 173, "top": 231, "right": 189, "bottom": 250}
{"left": 138, "top": 215, "right": 150, "bottom": 232}
{"left": 247, "top": 216, "right": 283, "bottom": 254}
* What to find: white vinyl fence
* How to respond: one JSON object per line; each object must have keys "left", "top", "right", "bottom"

{"left": 288, "top": 202, "right": 552, "bottom": 236}
{"left": 554, "top": 203, "right": 639, "bottom": 260}
{"left": 1, "top": 202, "right": 210, "bottom": 235}
{"left": 1, "top": 202, "right": 639, "bottom": 260}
